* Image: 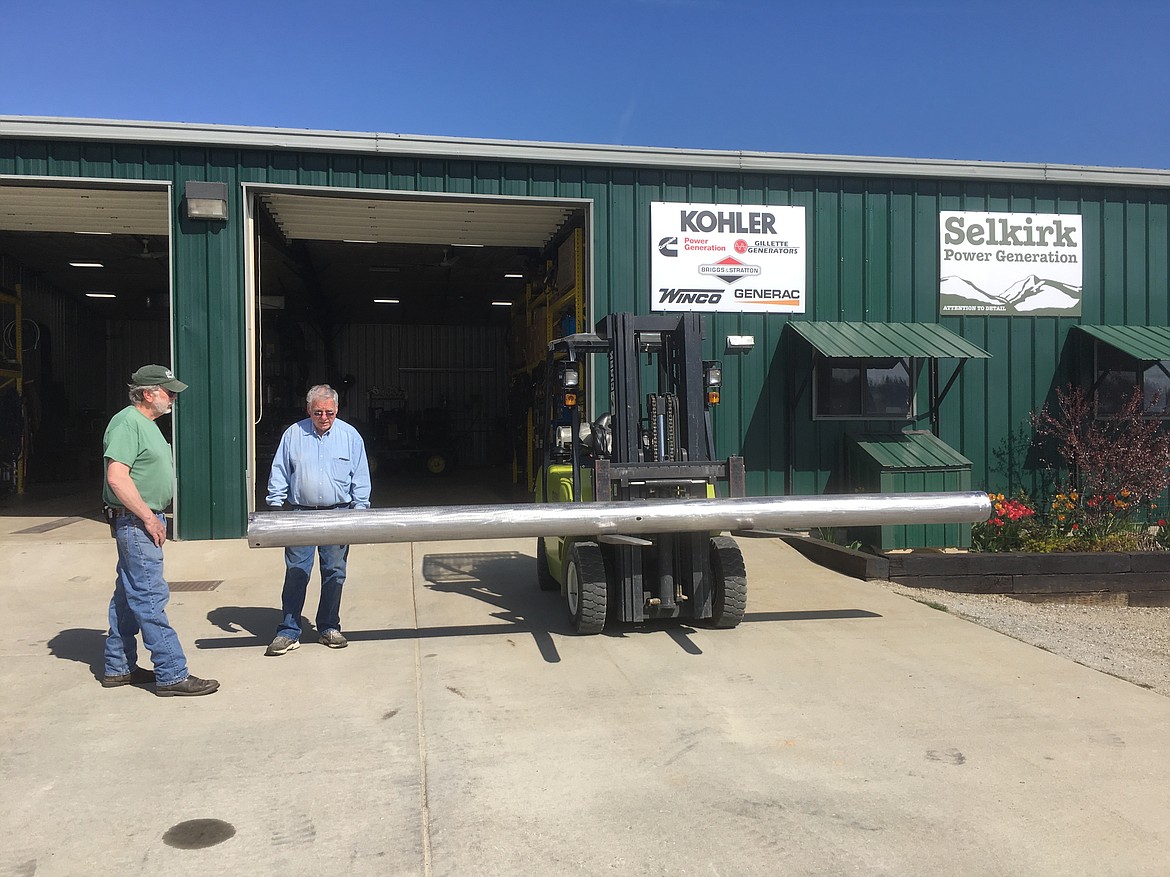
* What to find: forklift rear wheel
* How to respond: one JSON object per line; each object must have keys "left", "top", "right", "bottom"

{"left": 536, "top": 537, "right": 559, "bottom": 591}
{"left": 708, "top": 535, "right": 747, "bottom": 628}
{"left": 566, "top": 541, "right": 607, "bottom": 634}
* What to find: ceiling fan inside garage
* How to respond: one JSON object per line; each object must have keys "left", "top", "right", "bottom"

{"left": 130, "top": 236, "right": 167, "bottom": 261}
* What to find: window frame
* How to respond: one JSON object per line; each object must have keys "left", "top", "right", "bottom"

{"left": 1092, "top": 342, "right": 1170, "bottom": 419}
{"left": 811, "top": 355, "right": 917, "bottom": 421}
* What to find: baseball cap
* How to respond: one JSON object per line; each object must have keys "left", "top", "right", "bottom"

{"left": 131, "top": 364, "right": 188, "bottom": 393}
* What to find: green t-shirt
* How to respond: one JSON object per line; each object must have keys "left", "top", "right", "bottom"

{"left": 102, "top": 406, "right": 174, "bottom": 511}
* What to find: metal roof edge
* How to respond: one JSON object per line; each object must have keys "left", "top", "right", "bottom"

{"left": 788, "top": 321, "right": 992, "bottom": 359}
{"left": 2, "top": 116, "right": 1169, "bottom": 188}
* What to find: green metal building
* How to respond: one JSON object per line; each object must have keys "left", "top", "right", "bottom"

{"left": 0, "top": 117, "right": 1167, "bottom": 542}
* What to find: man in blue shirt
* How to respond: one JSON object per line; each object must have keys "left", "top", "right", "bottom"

{"left": 265, "top": 384, "right": 372, "bottom": 656}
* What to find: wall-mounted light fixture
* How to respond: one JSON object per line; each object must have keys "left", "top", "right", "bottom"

{"left": 726, "top": 335, "right": 755, "bottom": 352}
{"left": 185, "top": 181, "right": 229, "bottom": 221}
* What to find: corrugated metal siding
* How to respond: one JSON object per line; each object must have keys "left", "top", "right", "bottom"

{"left": 2, "top": 135, "right": 1168, "bottom": 538}
{"left": 335, "top": 323, "right": 507, "bottom": 468}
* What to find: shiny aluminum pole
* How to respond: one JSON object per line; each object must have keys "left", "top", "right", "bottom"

{"left": 247, "top": 491, "right": 991, "bottom": 548}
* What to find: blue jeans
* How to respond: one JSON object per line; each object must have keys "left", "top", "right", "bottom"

{"left": 104, "top": 512, "right": 188, "bottom": 686}
{"left": 276, "top": 543, "right": 349, "bottom": 640}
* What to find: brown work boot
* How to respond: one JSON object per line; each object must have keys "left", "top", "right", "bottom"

{"left": 156, "top": 675, "right": 220, "bottom": 697}
{"left": 101, "top": 668, "right": 157, "bottom": 688}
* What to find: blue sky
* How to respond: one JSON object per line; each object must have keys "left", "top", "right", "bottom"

{"left": 3, "top": 0, "right": 1168, "bottom": 169}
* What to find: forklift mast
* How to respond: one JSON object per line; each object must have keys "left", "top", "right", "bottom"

{"left": 589, "top": 312, "right": 744, "bottom": 502}
{"left": 540, "top": 312, "right": 747, "bottom": 632}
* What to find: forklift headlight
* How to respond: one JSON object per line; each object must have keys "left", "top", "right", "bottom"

{"left": 559, "top": 363, "right": 579, "bottom": 389}
{"left": 556, "top": 425, "right": 573, "bottom": 448}
{"left": 703, "top": 360, "right": 722, "bottom": 406}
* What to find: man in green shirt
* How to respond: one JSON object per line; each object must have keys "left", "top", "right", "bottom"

{"left": 102, "top": 365, "right": 219, "bottom": 697}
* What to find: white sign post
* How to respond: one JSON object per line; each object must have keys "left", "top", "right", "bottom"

{"left": 939, "top": 211, "right": 1083, "bottom": 317}
{"left": 650, "top": 202, "right": 807, "bottom": 313}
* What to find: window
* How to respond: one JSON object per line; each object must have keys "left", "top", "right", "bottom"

{"left": 1095, "top": 344, "right": 1170, "bottom": 417}
{"left": 814, "top": 357, "right": 913, "bottom": 419}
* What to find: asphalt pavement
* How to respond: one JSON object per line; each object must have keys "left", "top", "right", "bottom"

{"left": 3, "top": 502, "right": 1170, "bottom": 876}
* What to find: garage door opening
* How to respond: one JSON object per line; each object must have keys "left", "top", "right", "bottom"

{"left": 248, "top": 188, "right": 590, "bottom": 511}
{"left": 0, "top": 180, "right": 172, "bottom": 519}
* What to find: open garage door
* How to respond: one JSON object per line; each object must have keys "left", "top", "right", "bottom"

{"left": 0, "top": 180, "right": 171, "bottom": 517}
{"left": 246, "top": 187, "right": 590, "bottom": 510}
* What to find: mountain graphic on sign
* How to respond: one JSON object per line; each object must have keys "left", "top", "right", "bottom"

{"left": 940, "top": 274, "right": 1081, "bottom": 314}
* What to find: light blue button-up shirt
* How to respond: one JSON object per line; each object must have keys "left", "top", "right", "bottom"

{"left": 266, "top": 417, "right": 371, "bottom": 510}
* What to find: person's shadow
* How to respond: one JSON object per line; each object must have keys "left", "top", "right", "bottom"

{"left": 47, "top": 628, "right": 107, "bottom": 681}
{"left": 204, "top": 606, "right": 284, "bottom": 647}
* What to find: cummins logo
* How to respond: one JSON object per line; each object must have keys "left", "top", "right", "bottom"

{"left": 698, "top": 256, "right": 762, "bottom": 285}
{"left": 657, "top": 236, "right": 678, "bottom": 257}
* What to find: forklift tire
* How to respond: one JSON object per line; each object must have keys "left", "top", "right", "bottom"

{"left": 565, "top": 541, "right": 607, "bottom": 635}
{"left": 708, "top": 535, "right": 747, "bottom": 628}
{"left": 536, "top": 538, "right": 559, "bottom": 591}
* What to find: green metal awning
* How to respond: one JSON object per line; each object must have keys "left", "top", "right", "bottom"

{"left": 788, "top": 322, "right": 991, "bottom": 359}
{"left": 849, "top": 431, "right": 973, "bottom": 470}
{"left": 1075, "top": 325, "right": 1170, "bottom": 361}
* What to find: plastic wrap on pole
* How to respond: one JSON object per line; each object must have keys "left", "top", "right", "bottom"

{"left": 247, "top": 491, "right": 991, "bottom": 548}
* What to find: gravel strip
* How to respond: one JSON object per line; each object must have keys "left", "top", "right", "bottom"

{"left": 875, "top": 583, "right": 1170, "bottom": 698}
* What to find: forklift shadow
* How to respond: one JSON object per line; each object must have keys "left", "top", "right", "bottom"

{"left": 417, "top": 550, "right": 567, "bottom": 663}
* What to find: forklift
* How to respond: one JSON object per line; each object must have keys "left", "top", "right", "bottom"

{"left": 535, "top": 312, "right": 748, "bottom": 634}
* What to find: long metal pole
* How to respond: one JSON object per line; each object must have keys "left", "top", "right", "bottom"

{"left": 247, "top": 491, "right": 991, "bottom": 549}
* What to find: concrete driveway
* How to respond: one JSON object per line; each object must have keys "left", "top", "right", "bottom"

{"left": 2, "top": 511, "right": 1168, "bottom": 876}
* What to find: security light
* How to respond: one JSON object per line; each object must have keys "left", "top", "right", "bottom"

{"left": 184, "top": 181, "right": 229, "bottom": 221}
{"left": 726, "top": 335, "right": 755, "bottom": 351}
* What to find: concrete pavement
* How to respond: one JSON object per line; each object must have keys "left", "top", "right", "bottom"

{"left": 2, "top": 508, "right": 1169, "bottom": 876}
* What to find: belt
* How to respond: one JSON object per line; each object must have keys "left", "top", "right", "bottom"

{"left": 109, "top": 507, "right": 163, "bottom": 516}
{"left": 291, "top": 503, "right": 351, "bottom": 511}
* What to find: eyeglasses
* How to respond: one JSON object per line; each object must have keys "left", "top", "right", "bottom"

{"left": 311, "top": 410, "right": 337, "bottom": 418}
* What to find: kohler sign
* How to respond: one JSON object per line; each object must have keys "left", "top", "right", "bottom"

{"left": 939, "top": 211, "right": 1083, "bottom": 317}
{"left": 650, "top": 202, "right": 807, "bottom": 314}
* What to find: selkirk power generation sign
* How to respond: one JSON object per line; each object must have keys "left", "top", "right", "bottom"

{"left": 939, "top": 211, "right": 1083, "bottom": 317}
{"left": 650, "top": 202, "right": 807, "bottom": 313}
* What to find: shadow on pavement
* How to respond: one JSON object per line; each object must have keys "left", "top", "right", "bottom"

{"left": 47, "top": 627, "right": 106, "bottom": 679}
{"left": 191, "top": 551, "right": 883, "bottom": 665}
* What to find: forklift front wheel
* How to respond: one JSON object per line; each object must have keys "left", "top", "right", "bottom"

{"left": 708, "top": 535, "right": 747, "bottom": 628}
{"left": 566, "top": 541, "right": 607, "bottom": 635}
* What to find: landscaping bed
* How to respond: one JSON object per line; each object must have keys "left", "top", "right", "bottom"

{"left": 781, "top": 535, "right": 1170, "bottom": 606}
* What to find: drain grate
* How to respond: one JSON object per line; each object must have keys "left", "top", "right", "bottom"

{"left": 169, "top": 580, "right": 222, "bottom": 592}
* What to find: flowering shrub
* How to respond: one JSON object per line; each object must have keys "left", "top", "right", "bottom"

{"left": 971, "top": 384, "right": 1170, "bottom": 553}
{"left": 972, "top": 493, "right": 1037, "bottom": 551}
{"left": 973, "top": 487, "right": 1165, "bottom": 552}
